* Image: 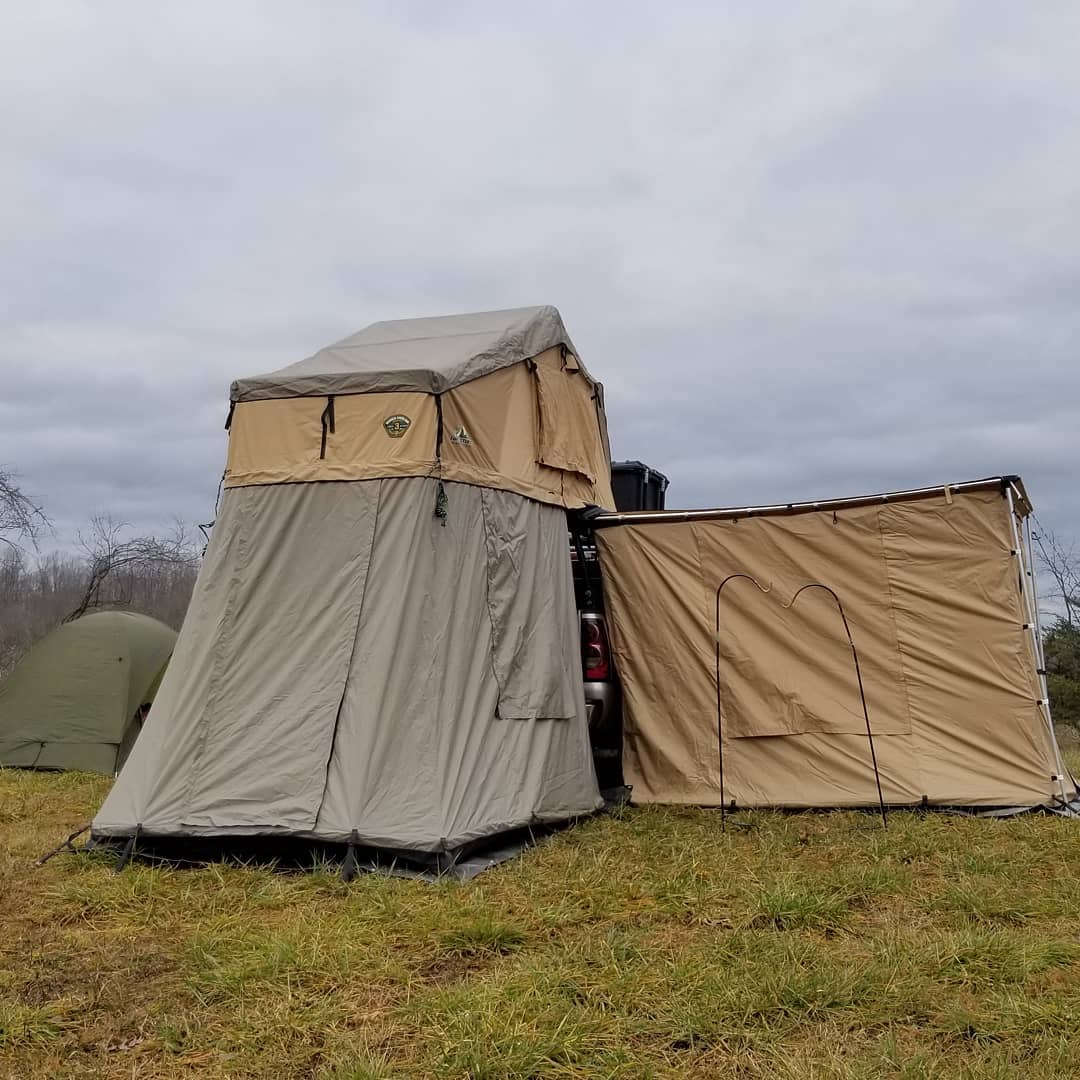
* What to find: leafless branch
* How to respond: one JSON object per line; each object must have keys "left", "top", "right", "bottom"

{"left": 0, "top": 468, "right": 50, "bottom": 552}
{"left": 1032, "top": 516, "right": 1079, "bottom": 628}
{"left": 65, "top": 514, "right": 201, "bottom": 622}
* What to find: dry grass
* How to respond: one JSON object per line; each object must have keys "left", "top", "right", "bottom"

{"left": 3, "top": 754, "right": 1080, "bottom": 1079}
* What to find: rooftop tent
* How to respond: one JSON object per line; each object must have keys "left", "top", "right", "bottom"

{"left": 0, "top": 611, "right": 177, "bottom": 775}
{"left": 592, "top": 477, "right": 1075, "bottom": 812}
{"left": 93, "top": 306, "right": 611, "bottom": 868}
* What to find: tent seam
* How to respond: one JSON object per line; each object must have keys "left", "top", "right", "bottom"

{"left": 179, "top": 493, "right": 250, "bottom": 819}
{"left": 479, "top": 489, "right": 507, "bottom": 715}
{"left": 875, "top": 505, "right": 927, "bottom": 800}
{"left": 688, "top": 524, "right": 724, "bottom": 796}
{"left": 312, "top": 478, "right": 386, "bottom": 829}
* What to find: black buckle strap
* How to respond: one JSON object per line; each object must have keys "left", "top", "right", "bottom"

{"left": 319, "top": 396, "right": 336, "bottom": 459}
{"left": 341, "top": 829, "right": 361, "bottom": 882}
{"left": 114, "top": 824, "right": 142, "bottom": 872}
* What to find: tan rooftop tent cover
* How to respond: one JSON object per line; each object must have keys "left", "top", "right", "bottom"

{"left": 594, "top": 478, "right": 1074, "bottom": 811}
{"left": 94, "top": 307, "right": 611, "bottom": 861}
{"left": 225, "top": 305, "right": 615, "bottom": 510}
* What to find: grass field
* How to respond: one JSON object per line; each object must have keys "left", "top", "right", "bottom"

{"left": 3, "top": 757, "right": 1080, "bottom": 1079}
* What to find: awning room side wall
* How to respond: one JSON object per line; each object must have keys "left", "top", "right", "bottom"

{"left": 595, "top": 487, "right": 1065, "bottom": 809}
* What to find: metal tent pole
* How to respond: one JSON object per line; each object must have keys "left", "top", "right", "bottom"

{"left": 713, "top": 574, "right": 886, "bottom": 830}
{"left": 714, "top": 587, "right": 726, "bottom": 835}
{"left": 786, "top": 584, "right": 887, "bottom": 831}
{"left": 1005, "top": 485, "right": 1069, "bottom": 805}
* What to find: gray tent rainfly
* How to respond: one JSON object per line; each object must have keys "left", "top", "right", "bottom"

{"left": 92, "top": 306, "right": 614, "bottom": 875}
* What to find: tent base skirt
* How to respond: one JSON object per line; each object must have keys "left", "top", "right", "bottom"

{"left": 632, "top": 799, "right": 1076, "bottom": 825}
{"left": 86, "top": 791, "right": 629, "bottom": 881}
{"left": 86, "top": 825, "right": 569, "bottom": 881}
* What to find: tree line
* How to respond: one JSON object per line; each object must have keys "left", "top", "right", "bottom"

{"left": 2, "top": 465, "right": 1079, "bottom": 734}
{"left": 1035, "top": 522, "right": 1080, "bottom": 734}
{"left": 0, "top": 468, "right": 199, "bottom": 676}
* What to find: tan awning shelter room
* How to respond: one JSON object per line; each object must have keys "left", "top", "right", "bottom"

{"left": 594, "top": 478, "right": 1074, "bottom": 812}
{"left": 94, "top": 306, "right": 613, "bottom": 868}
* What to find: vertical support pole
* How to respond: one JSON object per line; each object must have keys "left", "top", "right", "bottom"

{"left": 341, "top": 829, "right": 361, "bottom": 882}
{"left": 787, "top": 584, "right": 887, "bottom": 831}
{"left": 114, "top": 824, "right": 141, "bottom": 873}
{"left": 1005, "top": 486, "right": 1069, "bottom": 804}
{"left": 714, "top": 586, "right": 726, "bottom": 835}
{"left": 715, "top": 575, "right": 887, "bottom": 829}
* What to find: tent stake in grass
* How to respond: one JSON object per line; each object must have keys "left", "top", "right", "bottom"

{"left": 36, "top": 822, "right": 91, "bottom": 866}
{"left": 341, "top": 829, "right": 360, "bottom": 882}
{"left": 114, "top": 824, "right": 141, "bottom": 872}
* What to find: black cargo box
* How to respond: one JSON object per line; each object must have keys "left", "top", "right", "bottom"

{"left": 610, "top": 460, "right": 670, "bottom": 512}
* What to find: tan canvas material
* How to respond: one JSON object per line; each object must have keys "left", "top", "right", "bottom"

{"left": 224, "top": 317, "right": 615, "bottom": 512}
{"left": 226, "top": 393, "right": 439, "bottom": 487}
{"left": 534, "top": 348, "right": 606, "bottom": 484}
{"left": 595, "top": 483, "right": 1071, "bottom": 810}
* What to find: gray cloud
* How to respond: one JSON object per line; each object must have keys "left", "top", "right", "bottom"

{"left": 1, "top": 1, "right": 1077, "bottom": 562}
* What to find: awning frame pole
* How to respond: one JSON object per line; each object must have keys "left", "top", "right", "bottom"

{"left": 1005, "top": 484, "right": 1069, "bottom": 805}
{"left": 714, "top": 572, "right": 775, "bottom": 832}
{"left": 786, "top": 583, "right": 888, "bottom": 831}
{"left": 713, "top": 574, "right": 888, "bottom": 830}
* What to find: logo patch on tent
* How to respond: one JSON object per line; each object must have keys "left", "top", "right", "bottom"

{"left": 383, "top": 415, "right": 411, "bottom": 438}
{"left": 449, "top": 426, "right": 472, "bottom": 447}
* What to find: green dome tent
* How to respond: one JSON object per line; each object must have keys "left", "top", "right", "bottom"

{"left": 0, "top": 611, "right": 177, "bottom": 774}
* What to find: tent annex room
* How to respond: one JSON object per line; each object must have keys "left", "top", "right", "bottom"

{"left": 593, "top": 477, "right": 1075, "bottom": 813}
{"left": 93, "top": 306, "right": 613, "bottom": 869}
{"left": 0, "top": 611, "right": 177, "bottom": 775}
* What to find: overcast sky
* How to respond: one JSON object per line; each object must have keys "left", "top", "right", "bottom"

{"left": 2, "top": 2, "right": 1077, "bottom": 552}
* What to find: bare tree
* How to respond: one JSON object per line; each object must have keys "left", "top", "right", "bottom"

{"left": 0, "top": 528, "right": 200, "bottom": 677}
{"left": 1032, "top": 517, "right": 1079, "bottom": 628}
{"left": 0, "top": 467, "right": 50, "bottom": 552}
{"left": 66, "top": 514, "right": 201, "bottom": 622}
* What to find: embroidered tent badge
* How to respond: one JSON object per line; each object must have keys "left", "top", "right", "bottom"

{"left": 383, "top": 415, "right": 411, "bottom": 438}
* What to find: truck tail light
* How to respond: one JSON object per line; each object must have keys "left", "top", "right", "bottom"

{"left": 581, "top": 619, "right": 611, "bottom": 680}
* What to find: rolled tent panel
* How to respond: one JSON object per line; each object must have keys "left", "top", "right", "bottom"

{"left": 439, "top": 354, "right": 616, "bottom": 510}
{"left": 533, "top": 348, "right": 608, "bottom": 486}
{"left": 595, "top": 482, "right": 1072, "bottom": 810}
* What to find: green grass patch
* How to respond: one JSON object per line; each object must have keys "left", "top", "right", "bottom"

{"left": 3, "top": 758, "right": 1080, "bottom": 1077}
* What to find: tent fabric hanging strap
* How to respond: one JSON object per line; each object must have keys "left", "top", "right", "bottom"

{"left": 434, "top": 394, "right": 447, "bottom": 525}
{"left": 319, "top": 396, "right": 336, "bottom": 459}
